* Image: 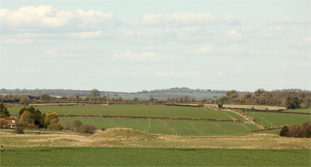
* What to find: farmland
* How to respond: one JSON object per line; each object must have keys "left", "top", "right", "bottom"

{"left": 59, "top": 117, "right": 259, "bottom": 136}
{"left": 1, "top": 147, "right": 310, "bottom": 166}
{"left": 205, "top": 104, "right": 286, "bottom": 110}
{"left": 7, "top": 105, "right": 245, "bottom": 120}
{"left": 283, "top": 108, "right": 311, "bottom": 113}
{"left": 246, "top": 112, "right": 311, "bottom": 127}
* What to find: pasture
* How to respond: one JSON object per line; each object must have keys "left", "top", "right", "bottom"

{"left": 60, "top": 117, "right": 259, "bottom": 136}
{"left": 283, "top": 108, "right": 311, "bottom": 113}
{"left": 246, "top": 112, "right": 311, "bottom": 127}
{"left": 1, "top": 147, "right": 309, "bottom": 166}
{"left": 205, "top": 104, "right": 286, "bottom": 110}
{"left": 7, "top": 105, "right": 245, "bottom": 120}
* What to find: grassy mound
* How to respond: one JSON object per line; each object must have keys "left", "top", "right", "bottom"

{"left": 90, "top": 128, "right": 154, "bottom": 140}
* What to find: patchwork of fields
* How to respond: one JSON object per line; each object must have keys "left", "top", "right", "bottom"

{"left": 246, "top": 112, "right": 311, "bottom": 127}
{"left": 8, "top": 105, "right": 245, "bottom": 120}
{"left": 60, "top": 117, "right": 259, "bottom": 136}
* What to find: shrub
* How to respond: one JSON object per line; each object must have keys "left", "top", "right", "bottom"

{"left": 280, "top": 126, "right": 289, "bottom": 136}
{"left": 27, "top": 123, "right": 39, "bottom": 130}
{"left": 48, "top": 124, "right": 63, "bottom": 131}
{"left": 64, "top": 122, "right": 71, "bottom": 130}
{"left": 0, "top": 120, "right": 8, "bottom": 129}
{"left": 101, "top": 127, "right": 106, "bottom": 131}
{"left": 280, "top": 122, "right": 311, "bottom": 138}
{"left": 218, "top": 104, "right": 223, "bottom": 109}
{"left": 15, "top": 127, "right": 24, "bottom": 134}
{"left": 79, "top": 124, "right": 96, "bottom": 134}
{"left": 16, "top": 121, "right": 28, "bottom": 129}
{"left": 72, "top": 120, "right": 83, "bottom": 132}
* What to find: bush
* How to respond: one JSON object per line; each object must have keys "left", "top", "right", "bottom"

{"left": 101, "top": 127, "right": 106, "bottom": 131}
{"left": 79, "top": 124, "right": 96, "bottom": 134}
{"left": 280, "top": 126, "right": 289, "bottom": 136}
{"left": 48, "top": 124, "right": 63, "bottom": 131}
{"left": 16, "top": 121, "right": 28, "bottom": 129}
{"left": 27, "top": 123, "right": 39, "bottom": 130}
{"left": 0, "top": 120, "right": 8, "bottom": 129}
{"left": 281, "top": 122, "right": 310, "bottom": 138}
{"left": 218, "top": 104, "right": 223, "bottom": 109}
{"left": 15, "top": 127, "right": 24, "bottom": 134}
{"left": 64, "top": 122, "right": 71, "bottom": 130}
{"left": 72, "top": 120, "right": 82, "bottom": 128}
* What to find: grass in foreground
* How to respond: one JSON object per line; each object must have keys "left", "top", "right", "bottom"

{"left": 8, "top": 105, "right": 245, "bottom": 120}
{"left": 60, "top": 117, "right": 259, "bottom": 136}
{"left": 246, "top": 112, "right": 311, "bottom": 127}
{"left": 1, "top": 147, "right": 310, "bottom": 166}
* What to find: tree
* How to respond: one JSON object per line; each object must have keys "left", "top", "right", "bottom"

{"left": 20, "top": 95, "right": 31, "bottom": 105}
{"left": 89, "top": 89, "right": 100, "bottom": 98}
{"left": 67, "top": 95, "right": 76, "bottom": 101}
{"left": 285, "top": 93, "right": 302, "bottom": 109}
{"left": 20, "top": 110, "right": 33, "bottom": 124}
{"left": 218, "top": 104, "right": 223, "bottom": 109}
{"left": 40, "top": 93, "right": 51, "bottom": 101}
{"left": 254, "top": 89, "right": 265, "bottom": 97}
{"left": 79, "top": 124, "right": 96, "bottom": 134}
{"left": 133, "top": 97, "right": 138, "bottom": 102}
{"left": 226, "top": 90, "right": 239, "bottom": 99}
{"left": 45, "top": 111, "right": 59, "bottom": 126}
{"left": 280, "top": 125, "right": 289, "bottom": 136}
{"left": 0, "top": 102, "right": 10, "bottom": 118}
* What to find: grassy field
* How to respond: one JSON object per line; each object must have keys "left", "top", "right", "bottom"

{"left": 246, "top": 112, "right": 311, "bottom": 127}
{"left": 60, "top": 117, "right": 259, "bottom": 136}
{"left": 205, "top": 104, "right": 285, "bottom": 110}
{"left": 111, "top": 92, "right": 226, "bottom": 100}
{"left": 283, "top": 108, "right": 311, "bottom": 113}
{"left": 8, "top": 105, "right": 245, "bottom": 120}
{"left": 1, "top": 147, "right": 310, "bottom": 166}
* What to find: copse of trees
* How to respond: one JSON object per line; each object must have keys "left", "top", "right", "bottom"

{"left": 70, "top": 120, "right": 96, "bottom": 134}
{"left": 216, "top": 89, "right": 310, "bottom": 109}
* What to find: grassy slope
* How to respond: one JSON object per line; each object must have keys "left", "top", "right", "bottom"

{"left": 283, "top": 108, "right": 311, "bottom": 113}
{"left": 60, "top": 117, "right": 259, "bottom": 136}
{"left": 8, "top": 105, "right": 245, "bottom": 120}
{"left": 246, "top": 112, "right": 311, "bottom": 127}
{"left": 1, "top": 147, "right": 309, "bottom": 166}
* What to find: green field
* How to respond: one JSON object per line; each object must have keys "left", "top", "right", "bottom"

{"left": 283, "top": 108, "right": 311, "bottom": 113}
{"left": 8, "top": 105, "right": 245, "bottom": 120}
{"left": 111, "top": 92, "right": 226, "bottom": 100}
{"left": 246, "top": 112, "right": 311, "bottom": 127}
{"left": 1, "top": 147, "right": 309, "bottom": 166}
{"left": 60, "top": 117, "right": 259, "bottom": 136}
{"left": 205, "top": 104, "right": 285, "bottom": 110}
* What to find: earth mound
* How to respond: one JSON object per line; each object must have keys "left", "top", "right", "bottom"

{"left": 90, "top": 128, "right": 154, "bottom": 140}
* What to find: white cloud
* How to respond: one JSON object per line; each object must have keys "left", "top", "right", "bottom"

{"left": 139, "top": 13, "right": 240, "bottom": 26}
{"left": 256, "top": 27, "right": 287, "bottom": 39}
{"left": 215, "top": 29, "right": 247, "bottom": 43}
{"left": 268, "top": 17, "right": 311, "bottom": 25}
{"left": 195, "top": 45, "right": 214, "bottom": 54}
{"left": 0, "top": 6, "right": 120, "bottom": 31}
{"left": 299, "top": 61, "right": 310, "bottom": 67}
{"left": 272, "top": 65, "right": 288, "bottom": 72}
{"left": 1, "top": 38, "right": 33, "bottom": 45}
{"left": 44, "top": 45, "right": 86, "bottom": 58}
{"left": 114, "top": 51, "right": 161, "bottom": 63}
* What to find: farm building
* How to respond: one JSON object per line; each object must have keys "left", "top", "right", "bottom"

{"left": 0, "top": 117, "right": 17, "bottom": 129}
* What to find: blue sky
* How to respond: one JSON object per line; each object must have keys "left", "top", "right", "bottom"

{"left": 0, "top": 0, "right": 310, "bottom": 92}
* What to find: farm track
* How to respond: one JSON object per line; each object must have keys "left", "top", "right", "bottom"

{"left": 215, "top": 107, "right": 265, "bottom": 129}
{"left": 188, "top": 122, "right": 206, "bottom": 135}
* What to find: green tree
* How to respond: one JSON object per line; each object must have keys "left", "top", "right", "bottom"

{"left": 20, "top": 95, "right": 31, "bottom": 105}
{"left": 45, "top": 111, "right": 59, "bottom": 126}
{"left": 285, "top": 93, "right": 302, "bottom": 109}
{"left": 0, "top": 101, "right": 10, "bottom": 118}
{"left": 280, "top": 125, "right": 289, "bottom": 136}
{"left": 133, "top": 97, "right": 138, "bottom": 102}
{"left": 89, "top": 89, "right": 100, "bottom": 98}
{"left": 40, "top": 93, "right": 51, "bottom": 101}
{"left": 20, "top": 110, "right": 33, "bottom": 124}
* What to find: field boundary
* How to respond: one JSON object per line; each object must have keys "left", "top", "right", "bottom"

{"left": 248, "top": 127, "right": 282, "bottom": 132}
{"left": 56, "top": 114, "right": 244, "bottom": 123}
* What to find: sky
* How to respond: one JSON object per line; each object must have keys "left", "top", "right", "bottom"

{"left": 0, "top": 0, "right": 310, "bottom": 92}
